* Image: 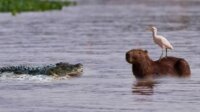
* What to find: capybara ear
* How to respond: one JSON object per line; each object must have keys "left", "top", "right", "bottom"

{"left": 144, "top": 50, "right": 148, "bottom": 53}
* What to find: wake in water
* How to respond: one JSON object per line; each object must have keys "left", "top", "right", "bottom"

{"left": 0, "top": 72, "right": 74, "bottom": 82}
{"left": 0, "top": 72, "right": 54, "bottom": 82}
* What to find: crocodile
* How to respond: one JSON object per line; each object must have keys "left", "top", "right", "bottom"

{"left": 0, "top": 62, "right": 83, "bottom": 77}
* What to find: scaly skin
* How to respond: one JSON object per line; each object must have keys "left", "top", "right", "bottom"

{"left": 0, "top": 62, "right": 83, "bottom": 77}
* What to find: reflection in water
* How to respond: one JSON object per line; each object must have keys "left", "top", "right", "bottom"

{"left": 132, "top": 80, "right": 157, "bottom": 95}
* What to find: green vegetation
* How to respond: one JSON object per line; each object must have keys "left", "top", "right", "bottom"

{"left": 0, "top": 0, "right": 76, "bottom": 15}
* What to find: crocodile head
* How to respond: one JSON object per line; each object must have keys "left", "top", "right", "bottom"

{"left": 47, "top": 62, "right": 83, "bottom": 77}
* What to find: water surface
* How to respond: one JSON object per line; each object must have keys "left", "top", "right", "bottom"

{"left": 0, "top": 0, "right": 200, "bottom": 111}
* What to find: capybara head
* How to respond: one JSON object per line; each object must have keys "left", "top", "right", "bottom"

{"left": 126, "top": 49, "right": 149, "bottom": 64}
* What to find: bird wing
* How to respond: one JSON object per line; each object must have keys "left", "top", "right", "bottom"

{"left": 158, "top": 35, "right": 173, "bottom": 49}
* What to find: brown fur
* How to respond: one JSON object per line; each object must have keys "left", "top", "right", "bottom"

{"left": 126, "top": 49, "right": 191, "bottom": 79}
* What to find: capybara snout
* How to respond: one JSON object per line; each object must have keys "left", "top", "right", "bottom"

{"left": 126, "top": 52, "right": 131, "bottom": 63}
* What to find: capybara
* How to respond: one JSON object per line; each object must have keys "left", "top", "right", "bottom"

{"left": 126, "top": 49, "right": 191, "bottom": 79}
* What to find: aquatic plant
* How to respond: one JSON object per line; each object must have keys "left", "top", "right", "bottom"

{"left": 0, "top": 0, "right": 76, "bottom": 15}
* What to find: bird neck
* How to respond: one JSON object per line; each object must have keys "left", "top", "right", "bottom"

{"left": 152, "top": 30, "right": 157, "bottom": 38}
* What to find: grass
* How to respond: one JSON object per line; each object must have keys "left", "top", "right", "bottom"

{"left": 0, "top": 0, "right": 76, "bottom": 15}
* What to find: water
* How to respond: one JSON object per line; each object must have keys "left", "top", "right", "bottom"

{"left": 0, "top": 0, "right": 200, "bottom": 111}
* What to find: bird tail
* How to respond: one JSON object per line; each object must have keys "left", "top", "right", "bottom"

{"left": 170, "top": 45, "right": 174, "bottom": 49}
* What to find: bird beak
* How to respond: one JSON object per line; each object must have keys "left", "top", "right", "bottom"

{"left": 146, "top": 27, "right": 151, "bottom": 31}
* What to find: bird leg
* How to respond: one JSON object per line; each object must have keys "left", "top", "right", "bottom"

{"left": 159, "top": 49, "right": 163, "bottom": 60}
{"left": 165, "top": 48, "right": 168, "bottom": 57}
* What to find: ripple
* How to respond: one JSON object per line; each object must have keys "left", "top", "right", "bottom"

{"left": 0, "top": 0, "right": 200, "bottom": 112}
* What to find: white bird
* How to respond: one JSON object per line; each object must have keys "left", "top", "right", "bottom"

{"left": 149, "top": 26, "right": 173, "bottom": 59}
